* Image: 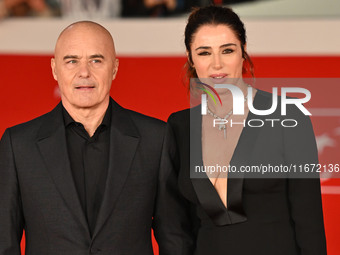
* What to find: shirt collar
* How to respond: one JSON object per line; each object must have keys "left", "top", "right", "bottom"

{"left": 62, "top": 100, "right": 112, "bottom": 128}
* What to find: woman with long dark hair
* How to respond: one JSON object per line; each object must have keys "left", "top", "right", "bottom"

{"left": 168, "top": 6, "right": 327, "bottom": 255}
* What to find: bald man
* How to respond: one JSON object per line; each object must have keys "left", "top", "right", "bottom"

{"left": 0, "top": 21, "right": 194, "bottom": 255}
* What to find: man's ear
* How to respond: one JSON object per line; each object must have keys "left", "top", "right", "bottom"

{"left": 112, "top": 58, "right": 119, "bottom": 80}
{"left": 51, "top": 58, "right": 58, "bottom": 81}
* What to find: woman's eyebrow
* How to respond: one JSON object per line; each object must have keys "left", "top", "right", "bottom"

{"left": 195, "top": 43, "right": 237, "bottom": 51}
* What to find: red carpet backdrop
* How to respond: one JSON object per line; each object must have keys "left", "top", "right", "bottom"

{"left": 0, "top": 18, "right": 339, "bottom": 254}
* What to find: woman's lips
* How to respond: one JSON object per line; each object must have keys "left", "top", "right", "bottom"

{"left": 210, "top": 74, "right": 228, "bottom": 78}
{"left": 209, "top": 74, "right": 229, "bottom": 84}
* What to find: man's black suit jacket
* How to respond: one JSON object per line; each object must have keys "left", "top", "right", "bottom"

{"left": 0, "top": 98, "right": 194, "bottom": 255}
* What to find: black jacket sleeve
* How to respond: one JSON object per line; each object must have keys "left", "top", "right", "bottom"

{"left": 284, "top": 106, "right": 327, "bottom": 255}
{"left": 0, "top": 129, "right": 25, "bottom": 255}
{"left": 152, "top": 124, "right": 195, "bottom": 255}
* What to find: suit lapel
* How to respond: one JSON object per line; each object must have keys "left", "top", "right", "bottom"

{"left": 190, "top": 106, "right": 236, "bottom": 225}
{"left": 92, "top": 99, "right": 140, "bottom": 239}
{"left": 190, "top": 91, "right": 269, "bottom": 226}
{"left": 228, "top": 90, "right": 271, "bottom": 222}
{"left": 36, "top": 103, "right": 90, "bottom": 238}
{"left": 227, "top": 92, "right": 264, "bottom": 223}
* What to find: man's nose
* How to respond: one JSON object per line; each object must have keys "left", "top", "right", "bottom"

{"left": 78, "top": 62, "right": 91, "bottom": 78}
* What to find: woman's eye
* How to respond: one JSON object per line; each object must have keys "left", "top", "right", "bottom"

{"left": 223, "top": 48, "right": 234, "bottom": 54}
{"left": 197, "top": 51, "right": 210, "bottom": 56}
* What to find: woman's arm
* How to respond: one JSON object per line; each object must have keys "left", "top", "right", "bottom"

{"left": 284, "top": 105, "right": 327, "bottom": 255}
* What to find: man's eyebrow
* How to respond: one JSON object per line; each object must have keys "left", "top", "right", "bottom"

{"left": 62, "top": 54, "right": 105, "bottom": 61}
{"left": 195, "top": 43, "right": 237, "bottom": 51}
{"left": 63, "top": 55, "right": 79, "bottom": 60}
{"left": 89, "top": 54, "right": 105, "bottom": 59}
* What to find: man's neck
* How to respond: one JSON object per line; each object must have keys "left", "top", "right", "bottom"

{"left": 63, "top": 100, "right": 109, "bottom": 137}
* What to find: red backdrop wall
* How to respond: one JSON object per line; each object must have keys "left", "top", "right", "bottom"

{"left": 1, "top": 55, "right": 340, "bottom": 254}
